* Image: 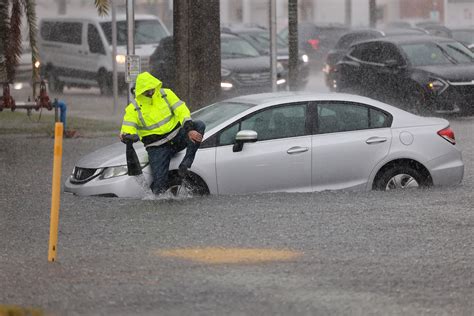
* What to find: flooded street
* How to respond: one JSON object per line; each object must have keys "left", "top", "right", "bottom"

{"left": 0, "top": 116, "right": 472, "bottom": 315}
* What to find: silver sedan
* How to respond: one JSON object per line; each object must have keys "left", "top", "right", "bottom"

{"left": 64, "top": 92, "right": 464, "bottom": 197}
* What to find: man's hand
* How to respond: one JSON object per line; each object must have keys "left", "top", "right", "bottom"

{"left": 188, "top": 130, "right": 203, "bottom": 143}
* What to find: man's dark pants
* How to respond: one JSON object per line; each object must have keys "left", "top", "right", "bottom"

{"left": 146, "top": 120, "right": 205, "bottom": 194}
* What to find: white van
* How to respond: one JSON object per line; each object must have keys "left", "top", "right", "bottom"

{"left": 38, "top": 14, "right": 170, "bottom": 94}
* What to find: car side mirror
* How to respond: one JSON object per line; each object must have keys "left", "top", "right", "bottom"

{"left": 233, "top": 130, "right": 258, "bottom": 152}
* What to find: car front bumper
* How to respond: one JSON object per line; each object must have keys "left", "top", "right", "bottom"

{"left": 64, "top": 172, "right": 153, "bottom": 198}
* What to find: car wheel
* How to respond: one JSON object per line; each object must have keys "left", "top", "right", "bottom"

{"left": 47, "top": 68, "right": 64, "bottom": 94}
{"left": 166, "top": 172, "right": 209, "bottom": 197}
{"left": 374, "top": 165, "right": 429, "bottom": 191}
{"left": 98, "top": 71, "right": 112, "bottom": 95}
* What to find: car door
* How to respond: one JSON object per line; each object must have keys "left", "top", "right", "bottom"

{"left": 311, "top": 101, "right": 392, "bottom": 191}
{"left": 82, "top": 23, "right": 108, "bottom": 82}
{"left": 215, "top": 102, "right": 312, "bottom": 194}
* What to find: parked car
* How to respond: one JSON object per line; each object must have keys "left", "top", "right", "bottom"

{"left": 64, "top": 92, "right": 464, "bottom": 197}
{"left": 451, "top": 27, "right": 474, "bottom": 51}
{"left": 10, "top": 42, "right": 41, "bottom": 91}
{"left": 221, "top": 25, "right": 310, "bottom": 89}
{"left": 335, "top": 36, "right": 474, "bottom": 115}
{"left": 324, "top": 28, "right": 428, "bottom": 90}
{"left": 38, "top": 14, "right": 169, "bottom": 94}
{"left": 149, "top": 34, "right": 287, "bottom": 98}
{"left": 279, "top": 23, "right": 348, "bottom": 69}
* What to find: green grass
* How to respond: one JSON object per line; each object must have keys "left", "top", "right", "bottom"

{"left": 0, "top": 111, "right": 119, "bottom": 137}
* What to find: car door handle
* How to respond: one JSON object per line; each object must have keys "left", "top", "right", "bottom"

{"left": 366, "top": 137, "right": 387, "bottom": 144}
{"left": 287, "top": 146, "right": 309, "bottom": 154}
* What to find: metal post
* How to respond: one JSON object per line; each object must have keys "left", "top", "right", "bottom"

{"left": 288, "top": 0, "right": 298, "bottom": 91}
{"left": 112, "top": 0, "right": 119, "bottom": 114}
{"left": 126, "top": 0, "right": 135, "bottom": 104}
{"left": 369, "top": 0, "right": 377, "bottom": 28}
{"left": 269, "top": 0, "right": 277, "bottom": 92}
{"left": 345, "top": 0, "right": 352, "bottom": 26}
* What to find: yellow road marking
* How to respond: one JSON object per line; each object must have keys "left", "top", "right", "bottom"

{"left": 158, "top": 247, "right": 302, "bottom": 264}
{"left": 0, "top": 305, "right": 43, "bottom": 316}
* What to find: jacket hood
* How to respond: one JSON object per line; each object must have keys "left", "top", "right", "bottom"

{"left": 135, "top": 72, "right": 163, "bottom": 96}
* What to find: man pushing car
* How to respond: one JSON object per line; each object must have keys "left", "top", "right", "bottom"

{"left": 120, "top": 72, "right": 205, "bottom": 195}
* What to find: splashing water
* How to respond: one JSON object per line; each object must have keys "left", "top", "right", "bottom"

{"left": 134, "top": 174, "right": 194, "bottom": 201}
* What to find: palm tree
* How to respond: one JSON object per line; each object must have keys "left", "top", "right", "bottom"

{"left": 0, "top": 0, "right": 109, "bottom": 83}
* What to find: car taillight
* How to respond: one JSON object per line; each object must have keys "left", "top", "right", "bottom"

{"left": 307, "top": 38, "right": 320, "bottom": 50}
{"left": 438, "top": 126, "right": 456, "bottom": 145}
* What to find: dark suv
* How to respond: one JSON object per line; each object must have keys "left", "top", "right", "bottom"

{"left": 222, "top": 25, "right": 309, "bottom": 89}
{"left": 324, "top": 28, "right": 428, "bottom": 90}
{"left": 279, "top": 23, "right": 348, "bottom": 69}
{"left": 335, "top": 36, "right": 474, "bottom": 115}
{"left": 149, "top": 34, "right": 286, "bottom": 98}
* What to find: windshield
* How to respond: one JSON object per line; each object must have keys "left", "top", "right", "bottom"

{"left": 101, "top": 20, "right": 168, "bottom": 46}
{"left": 241, "top": 32, "right": 287, "bottom": 52}
{"left": 221, "top": 37, "right": 261, "bottom": 58}
{"left": 401, "top": 42, "right": 474, "bottom": 66}
{"left": 192, "top": 101, "right": 255, "bottom": 131}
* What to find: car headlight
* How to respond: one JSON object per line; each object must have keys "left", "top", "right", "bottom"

{"left": 427, "top": 78, "right": 448, "bottom": 95}
{"left": 116, "top": 54, "right": 126, "bottom": 64}
{"left": 34, "top": 60, "right": 41, "bottom": 68}
{"left": 101, "top": 163, "right": 148, "bottom": 179}
{"left": 221, "top": 68, "right": 231, "bottom": 77}
{"left": 277, "top": 62, "right": 284, "bottom": 73}
{"left": 301, "top": 54, "right": 309, "bottom": 63}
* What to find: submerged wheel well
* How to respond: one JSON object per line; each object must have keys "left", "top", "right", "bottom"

{"left": 372, "top": 159, "right": 433, "bottom": 190}
{"left": 169, "top": 170, "right": 210, "bottom": 195}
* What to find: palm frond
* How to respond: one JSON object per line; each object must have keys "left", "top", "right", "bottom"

{"left": 95, "top": 0, "right": 110, "bottom": 16}
{"left": 22, "top": 0, "right": 39, "bottom": 81}
{"left": 0, "top": 1, "right": 10, "bottom": 82}
{"left": 6, "top": 0, "right": 23, "bottom": 82}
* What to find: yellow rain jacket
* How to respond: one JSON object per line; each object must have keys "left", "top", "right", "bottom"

{"left": 120, "top": 72, "right": 192, "bottom": 146}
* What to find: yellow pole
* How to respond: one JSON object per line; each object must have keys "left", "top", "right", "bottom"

{"left": 48, "top": 122, "right": 63, "bottom": 262}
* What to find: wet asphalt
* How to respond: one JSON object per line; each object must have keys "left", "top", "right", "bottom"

{"left": 1, "top": 77, "right": 473, "bottom": 315}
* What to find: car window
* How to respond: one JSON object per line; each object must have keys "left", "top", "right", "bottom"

{"left": 41, "top": 22, "right": 82, "bottom": 45}
{"left": 218, "top": 103, "right": 308, "bottom": 146}
{"left": 101, "top": 20, "right": 168, "bottom": 46}
{"left": 192, "top": 101, "right": 256, "bottom": 131}
{"left": 351, "top": 42, "right": 403, "bottom": 64}
{"left": 221, "top": 36, "right": 261, "bottom": 58}
{"left": 316, "top": 102, "right": 390, "bottom": 134}
{"left": 400, "top": 43, "right": 453, "bottom": 66}
{"left": 88, "top": 24, "right": 105, "bottom": 54}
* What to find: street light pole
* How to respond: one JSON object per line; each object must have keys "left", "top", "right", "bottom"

{"left": 112, "top": 0, "right": 118, "bottom": 114}
{"left": 288, "top": 0, "right": 298, "bottom": 91}
{"left": 126, "top": 0, "right": 135, "bottom": 104}
{"left": 269, "top": 0, "right": 277, "bottom": 92}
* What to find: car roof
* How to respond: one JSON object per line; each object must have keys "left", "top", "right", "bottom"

{"left": 40, "top": 14, "right": 158, "bottom": 23}
{"left": 221, "top": 24, "right": 267, "bottom": 34}
{"left": 357, "top": 35, "right": 455, "bottom": 45}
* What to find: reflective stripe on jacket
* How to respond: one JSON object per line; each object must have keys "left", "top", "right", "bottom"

{"left": 120, "top": 72, "right": 191, "bottom": 140}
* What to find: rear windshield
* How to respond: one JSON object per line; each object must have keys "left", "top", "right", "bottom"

{"left": 401, "top": 41, "right": 474, "bottom": 66}
{"left": 452, "top": 30, "right": 474, "bottom": 44}
{"left": 100, "top": 20, "right": 168, "bottom": 46}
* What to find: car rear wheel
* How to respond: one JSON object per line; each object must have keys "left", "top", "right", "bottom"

{"left": 98, "top": 71, "right": 112, "bottom": 95}
{"left": 46, "top": 68, "right": 64, "bottom": 94}
{"left": 374, "top": 165, "right": 429, "bottom": 191}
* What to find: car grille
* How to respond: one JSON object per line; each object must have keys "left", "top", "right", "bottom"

{"left": 70, "top": 167, "right": 102, "bottom": 184}
{"left": 435, "top": 82, "right": 474, "bottom": 112}
{"left": 235, "top": 72, "right": 271, "bottom": 86}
